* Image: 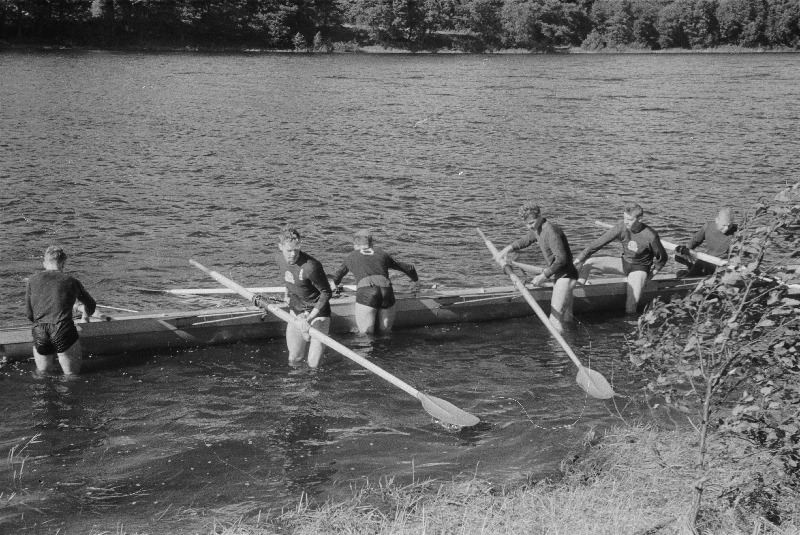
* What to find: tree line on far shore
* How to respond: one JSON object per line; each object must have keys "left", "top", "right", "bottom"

{"left": 1, "top": 0, "right": 798, "bottom": 52}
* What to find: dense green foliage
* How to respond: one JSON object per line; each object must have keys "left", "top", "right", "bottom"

{"left": 630, "top": 183, "right": 799, "bottom": 526}
{"left": 0, "top": 0, "right": 798, "bottom": 50}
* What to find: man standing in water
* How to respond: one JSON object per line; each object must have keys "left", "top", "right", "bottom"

{"left": 574, "top": 203, "right": 668, "bottom": 315}
{"left": 494, "top": 202, "right": 579, "bottom": 333}
{"left": 25, "top": 245, "right": 97, "bottom": 375}
{"left": 675, "top": 207, "right": 737, "bottom": 277}
{"left": 331, "top": 230, "right": 419, "bottom": 334}
{"left": 254, "top": 227, "right": 332, "bottom": 367}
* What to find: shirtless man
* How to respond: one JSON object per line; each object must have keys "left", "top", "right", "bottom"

{"left": 331, "top": 230, "right": 419, "bottom": 334}
{"left": 574, "top": 203, "right": 668, "bottom": 315}
{"left": 25, "top": 246, "right": 97, "bottom": 375}
{"left": 256, "top": 227, "right": 332, "bottom": 367}
{"left": 494, "top": 202, "right": 578, "bottom": 333}
{"left": 676, "top": 208, "right": 737, "bottom": 276}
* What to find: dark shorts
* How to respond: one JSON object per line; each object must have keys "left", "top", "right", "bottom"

{"left": 553, "top": 263, "right": 580, "bottom": 281}
{"left": 32, "top": 321, "right": 79, "bottom": 355}
{"left": 356, "top": 286, "right": 396, "bottom": 309}
{"left": 622, "top": 258, "right": 650, "bottom": 276}
{"left": 684, "top": 259, "right": 717, "bottom": 277}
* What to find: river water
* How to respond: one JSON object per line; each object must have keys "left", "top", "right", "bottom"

{"left": 0, "top": 51, "right": 797, "bottom": 533}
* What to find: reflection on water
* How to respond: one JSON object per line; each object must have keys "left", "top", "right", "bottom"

{"left": 1, "top": 51, "right": 796, "bottom": 532}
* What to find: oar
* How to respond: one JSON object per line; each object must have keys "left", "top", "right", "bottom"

{"left": 133, "top": 286, "right": 289, "bottom": 295}
{"left": 594, "top": 220, "right": 726, "bottom": 266}
{"left": 477, "top": 229, "right": 615, "bottom": 400}
{"left": 96, "top": 304, "right": 139, "bottom": 313}
{"left": 133, "top": 284, "right": 358, "bottom": 296}
{"left": 189, "top": 259, "right": 480, "bottom": 428}
{"left": 509, "top": 260, "right": 544, "bottom": 274}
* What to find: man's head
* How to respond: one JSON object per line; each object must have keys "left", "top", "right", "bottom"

{"left": 518, "top": 201, "right": 542, "bottom": 226}
{"left": 623, "top": 203, "right": 644, "bottom": 229}
{"left": 43, "top": 245, "right": 67, "bottom": 271}
{"left": 278, "top": 227, "right": 302, "bottom": 264}
{"left": 715, "top": 208, "right": 733, "bottom": 233}
{"left": 353, "top": 230, "right": 373, "bottom": 249}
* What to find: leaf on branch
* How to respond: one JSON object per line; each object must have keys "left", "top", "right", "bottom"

{"left": 683, "top": 336, "right": 697, "bottom": 353}
{"left": 721, "top": 272, "right": 743, "bottom": 286}
{"left": 757, "top": 318, "right": 776, "bottom": 328}
{"left": 781, "top": 297, "right": 800, "bottom": 307}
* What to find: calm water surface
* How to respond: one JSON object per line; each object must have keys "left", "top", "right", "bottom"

{"left": 1, "top": 51, "right": 798, "bottom": 533}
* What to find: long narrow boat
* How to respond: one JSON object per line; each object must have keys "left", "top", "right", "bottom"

{"left": 0, "top": 274, "right": 700, "bottom": 362}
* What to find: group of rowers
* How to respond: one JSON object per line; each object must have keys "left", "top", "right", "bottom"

{"left": 23, "top": 201, "right": 736, "bottom": 374}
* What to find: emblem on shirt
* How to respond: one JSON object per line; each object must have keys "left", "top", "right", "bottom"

{"left": 284, "top": 271, "right": 295, "bottom": 284}
{"left": 298, "top": 268, "right": 305, "bottom": 281}
{"left": 627, "top": 240, "right": 639, "bottom": 252}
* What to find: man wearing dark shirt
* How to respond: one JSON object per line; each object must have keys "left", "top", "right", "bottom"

{"left": 574, "top": 203, "right": 668, "bottom": 314}
{"left": 495, "top": 202, "right": 579, "bottom": 333}
{"left": 269, "top": 227, "right": 332, "bottom": 367}
{"left": 25, "top": 246, "right": 96, "bottom": 374}
{"left": 676, "top": 208, "right": 737, "bottom": 277}
{"left": 331, "top": 230, "right": 419, "bottom": 334}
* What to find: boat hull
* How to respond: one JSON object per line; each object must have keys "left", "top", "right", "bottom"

{"left": 0, "top": 275, "right": 698, "bottom": 361}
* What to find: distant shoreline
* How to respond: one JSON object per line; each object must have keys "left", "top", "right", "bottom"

{"left": 2, "top": 41, "right": 798, "bottom": 55}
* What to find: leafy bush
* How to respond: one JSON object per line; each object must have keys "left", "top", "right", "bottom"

{"left": 630, "top": 183, "right": 800, "bottom": 525}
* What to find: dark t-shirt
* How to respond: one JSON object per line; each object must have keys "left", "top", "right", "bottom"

{"left": 688, "top": 221, "right": 738, "bottom": 258}
{"left": 510, "top": 217, "right": 578, "bottom": 280}
{"left": 274, "top": 251, "right": 332, "bottom": 317}
{"left": 25, "top": 270, "right": 96, "bottom": 324}
{"left": 331, "top": 246, "right": 418, "bottom": 287}
{"left": 577, "top": 220, "right": 668, "bottom": 272}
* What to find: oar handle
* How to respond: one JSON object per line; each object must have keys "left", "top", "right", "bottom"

{"left": 593, "top": 220, "right": 727, "bottom": 267}
{"left": 476, "top": 229, "right": 585, "bottom": 371}
{"left": 188, "top": 260, "right": 422, "bottom": 399}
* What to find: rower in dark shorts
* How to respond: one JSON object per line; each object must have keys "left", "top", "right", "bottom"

{"left": 494, "top": 202, "right": 579, "bottom": 333}
{"left": 25, "top": 246, "right": 97, "bottom": 375}
{"left": 256, "top": 227, "right": 333, "bottom": 368}
{"left": 574, "top": 203, "right": 668, "bottom": 315}
{"left": 331, "top": 230, "right": 419, "bottom": 334}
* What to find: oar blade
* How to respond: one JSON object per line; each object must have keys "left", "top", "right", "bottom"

{"left": 576, "top": 367, "right": 616, "bottom": 399}
{"left": 418, "top": 393, "right": 480, "bottom": 428}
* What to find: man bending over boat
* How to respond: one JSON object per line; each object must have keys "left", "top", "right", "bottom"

{"left": 331, "top": 230, "right": 419, "bottom": 334}
{"left": 574, "top": 203, "right": 667, "bottom": 315}
{"left": 25, "top": 246, "right": 97, "bottom": 375}
{"left": 494, "top": 202, "right": 579, "bottom": 333}
{"left": 675, "top": 207, "right": 737, "bottom": 277}
{"left": 254, "top": 227, "right": 332, "bottom": 368}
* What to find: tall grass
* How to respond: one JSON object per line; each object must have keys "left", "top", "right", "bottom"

{"left": 264, "top": 425, "right": 799, "bottom": 535}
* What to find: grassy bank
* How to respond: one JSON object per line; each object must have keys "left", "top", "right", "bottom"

{"left": 146, "top": 424, "right": 797, "bottom": 535}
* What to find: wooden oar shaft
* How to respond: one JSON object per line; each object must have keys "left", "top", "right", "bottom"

{"left": 476, "top": 229, "right": 585, "bottom": 372}
{"left": 594, "top": 220, "right": 727, "bottom": 267}
{"left": 509, "top": 260, "right": 544, "bottom": 274}
{"left": 96, "top": 304, "right": 139, "bottom": 313}
{"left": 189, "top": 260, "right": 421, "bottom": 399}
{"left": 170, "top": 286, "right": 287, "bottom": 295}
{"left": 163, "top": 284, "right": 358, "bottom": 295}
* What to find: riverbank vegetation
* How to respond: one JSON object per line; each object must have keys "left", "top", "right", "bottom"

{"left": 1, "top": 0, "right": 799, "bottom": 53}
